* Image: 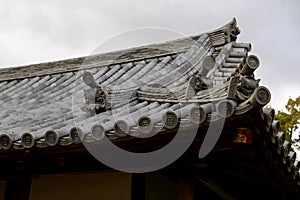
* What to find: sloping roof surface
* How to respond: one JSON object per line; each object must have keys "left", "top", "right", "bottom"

{"left": 0, "top": 19, "right": 243, "bottom": 149}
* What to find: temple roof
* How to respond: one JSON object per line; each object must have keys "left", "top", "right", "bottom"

{"left": 0, "top": 18, "right": 300, "bottom": 197}
{"left": 0, "top": 18, "right": 244, "bottom": 149}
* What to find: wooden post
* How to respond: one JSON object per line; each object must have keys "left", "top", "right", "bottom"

{"left": 131, "top": 173, "right": 145, "bottom": 200}
{"left": 15, "top": 176, "right": 31, "bottom": 200}
{"left": 5, "top": 176, "right": 31, "bottom": 200}
{"left": 178, "top": 172, "right": 194, "bottom": 200}
{"left": 4, "top": 180, "right": 15, "bottom": 200}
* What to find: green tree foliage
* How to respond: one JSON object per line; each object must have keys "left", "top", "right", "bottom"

{"left": 275, "top": 96, "right": 300, "bottom": 147}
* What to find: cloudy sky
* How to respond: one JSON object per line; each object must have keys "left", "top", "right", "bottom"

{"left": 0, "top": 0, "right": 299, "bottom": 111}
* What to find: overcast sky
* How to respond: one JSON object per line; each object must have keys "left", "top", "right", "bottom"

{"left": 0, "top": 0, "right": 299, "bottom": 111}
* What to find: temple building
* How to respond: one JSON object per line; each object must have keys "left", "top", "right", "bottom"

{"left": 0, "top": 18, "right": 299, "bottom": 200}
